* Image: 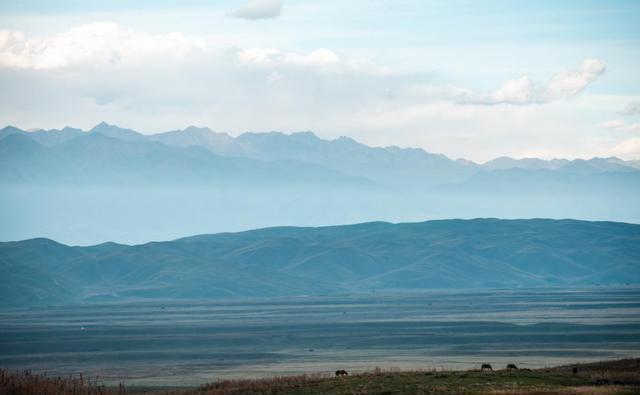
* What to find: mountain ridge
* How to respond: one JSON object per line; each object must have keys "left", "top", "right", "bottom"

{"left": 1, "top": 218, "right": 638, "bottom": 308}
{"left": 2, "top": 123, "right": 638, "bottom": 172}
{"left": 0, "top": 130, "right": 373, "bottom": 187}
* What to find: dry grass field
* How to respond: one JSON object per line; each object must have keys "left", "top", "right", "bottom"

{"left": 2, "top": 359, "right": 639, "bottom": 395}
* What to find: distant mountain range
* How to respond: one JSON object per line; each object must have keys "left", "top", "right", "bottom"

{"left": 2, "top": 122, "right": 639, "bottom": 187}
{"left": 0, "top": 124, "right": 373, "bottom": 187}
{"left": 1, "top": 122, "right": 639, "bottom": 244}
{"left": 1, "top": 218, "right": 638, "bottom": 307}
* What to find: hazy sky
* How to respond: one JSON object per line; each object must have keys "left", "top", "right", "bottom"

{"left": 0, "top": 0, "right": 639, "bottom": 161}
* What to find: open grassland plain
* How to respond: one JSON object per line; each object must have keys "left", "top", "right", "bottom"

{"left": 0, "top": 288, "right": 639, "bottom": 387}
{"left": 2, "top": 359, "right": 640, "bottom": 394}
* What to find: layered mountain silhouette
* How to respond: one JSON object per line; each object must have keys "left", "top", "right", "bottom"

{"left": 1, "top": 123, "right": 639, "bottom": 244}
{"left": 1, "top": 219, "right": 638, "bottom": 307}
{"left": 0, "top": 127, "right": 368, "bottom": 186}
{"left": 3, "top": 122, "right": 639, "bottom": 187}
{"left": 1, "top": 123, "right": 476, "bottom": 187}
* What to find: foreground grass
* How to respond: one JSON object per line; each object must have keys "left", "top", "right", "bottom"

{"left": 2, "top": 359, "right": 639, "bottom": 395}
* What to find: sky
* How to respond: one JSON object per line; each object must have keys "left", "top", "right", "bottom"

{"left": 0, "top": 0, "right": 639, "bottom": 162}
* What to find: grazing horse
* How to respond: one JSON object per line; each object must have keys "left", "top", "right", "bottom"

{"left": 335, "top": 370, "right": 349, "bottom": 377}
{"left": 572, "top": 367, "right": 578, "bottom": 375}
{"left": 506, "top": 364, "right": 518, "bottom": 371}
{"left": 481, "top": 364, "right": 493, "bottom": 372}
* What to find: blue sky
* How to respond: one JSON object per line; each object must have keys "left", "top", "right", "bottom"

{"left": 0, "top": 0, "right": 639, "bottom": 161}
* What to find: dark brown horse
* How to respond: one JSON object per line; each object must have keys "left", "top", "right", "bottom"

{"left": 481, "top": 364, "right": 493, "bottom": 371}
{"left": 335, "top": 370, "right": 349, "bottom": 377}
{"left": 506, "top": 364, "right": 518, "bottom": 371}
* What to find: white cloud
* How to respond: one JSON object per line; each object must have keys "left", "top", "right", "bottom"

{"left": 620, "top": 102, "right": 640, "bottom": 116}
{"left": 472, "top": 75, "right": 536, "bottom": 105}
{"left": 228, "top": 0, "right": 282, "bottom": 20}
{"left": 543, "top": 59, "right": 606, "bottom": 99}
{"left": 0, "top": 23, "right": 206, "bottom": 70}
{"left": 0, "top": 24, "right": 349, "bottom": 75}
{"left": 600, "top": 119, "right": 626, "bottom": 129}
{"left": 458, "top": 59, "right": 606, "bottom": 105}
{"left": 237, "top": 47, "right": 339, "bottom": 68}
{"left": 600, "top": 119, "right": 640, "bottom": 133}
{"left": 235, "top": 47, "right": 395, "bottom": 78}
{"left": 610, "top": 137, "right": 640, "bottom": 160}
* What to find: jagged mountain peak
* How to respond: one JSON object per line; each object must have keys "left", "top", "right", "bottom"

{"left": 2, "top": 123, "right": 639, "bottom": 181}
{"left": 89, "top": 122, "right": 147, "bottom": 142}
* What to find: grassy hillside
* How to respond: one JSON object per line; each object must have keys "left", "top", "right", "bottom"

{"left": 2, "top": 359, "right": 639, "bottom": 394}
{"left": 1, "top": 219, "right": 639, "bottom": 307}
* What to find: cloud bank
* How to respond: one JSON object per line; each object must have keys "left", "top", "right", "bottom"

{"left": 0, "top": 23, "right": 206, "bottom": 70}
{"left": 0, "top": 22, "right": 628, "bottom": 162}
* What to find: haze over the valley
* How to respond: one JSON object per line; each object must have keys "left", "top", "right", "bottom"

{"left": 1, "top": 122, "right": 639, "bottom": 244}
{"left": 1, "top": 1, "right": 639, "bottom": 245}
